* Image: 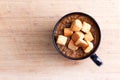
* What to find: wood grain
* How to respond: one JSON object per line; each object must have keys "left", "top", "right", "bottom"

{"left": 0, "top": 0, "right": 120, "bottom": 80}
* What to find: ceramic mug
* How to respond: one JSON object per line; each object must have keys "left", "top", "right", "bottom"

{"left": 52, "top": 12, "right": 103, "bottom": 66}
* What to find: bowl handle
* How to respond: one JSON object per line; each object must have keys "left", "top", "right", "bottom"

{"left": 90, "top": 54, "right": 103, "bottom": 66}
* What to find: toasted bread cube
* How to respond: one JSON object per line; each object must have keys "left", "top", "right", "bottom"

{"left": 56, "top": 35, "right": 67, "bottom": 46}
{"left": 84, "top": 32, "right": 94, "bottom": 41}
{"left": 75, "top": 38, "right": 88, "bottom": 49}
{"left": 71, "top": 19, "right": 82, "bottom": 31}
{"left": 72, "top": 31, "right": 84, "bottom": 42}
{"left": 68, "top": 40, "right": 78, "bottom": 51}
{"left": 64, "top": 28, "right": 73, "bottom": 37}
{"left": 82, "top": 22, "right": 91, "bottom": 33}
{"left": 84, "top": 40, "right": 93, "bottom": 53}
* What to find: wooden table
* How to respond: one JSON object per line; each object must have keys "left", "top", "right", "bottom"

{"left": 0, "top": 0, "right": 120, "bottom": 79}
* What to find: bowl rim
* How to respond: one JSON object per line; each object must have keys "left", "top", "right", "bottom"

{"left": 52, "top": 12, "right": 101, "bottom": 60}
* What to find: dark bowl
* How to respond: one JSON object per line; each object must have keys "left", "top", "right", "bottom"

{"left": 52, "top": 12, "right": 101, "bottom": 60}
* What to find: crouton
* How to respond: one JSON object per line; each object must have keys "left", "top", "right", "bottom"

{"left": 84, "top": 32, "right": 94, "bottom": 41}
{"left": 71, "top": 19, "right": 82, "bottom": 31}
{"left": 68, "top": 40, "right": 78, "bottom": 51}
{"left": 64, "top": 28, "right": 73, "bottom": 37}
{"left": 75, "top": 38, "right": 88, "bottom": 49}
{"left": 81, "top": 22, "right": 91, "bottom": 33}
{"left": 56, "top": 35, "right": 67, "bottom": 46}
{"left": 84, "top": 40, "right": 94, "bottom": 53}
{"left": 71, "top": 31, "right": 84, "bottom": 42}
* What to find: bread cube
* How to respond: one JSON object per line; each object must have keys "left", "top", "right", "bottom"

{"left": 84, "top": 32, "right": 94, "bottom": 41}
{"left": 84, "top": 40, "right": 94, "bottom": 53}
{"left": 68, "top": 40, "right": 78, "bottom": 51}
{"left": 71, "top": 19, "right": 82, "bottom": 31}
{"left": 64, "top": 28, "right": 73, "bottom": 37}
{"left": 81, "top": 22, "right": 91, "bottom": 33}
{"left": 75, "top": 38, "right": 88, "bottom": 49}
{"left": 71, "top": 31, "right": 84, "bottom": 42}
{"left": 56, "top": 35, "right": 67, "bottom": 46}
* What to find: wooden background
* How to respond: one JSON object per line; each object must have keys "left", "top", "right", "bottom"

{"left": 0, "top": 0, "right": 120, "bottom": 80}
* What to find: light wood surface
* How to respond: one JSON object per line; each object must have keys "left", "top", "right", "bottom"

{"left": 0, "top": 0, "right": 120, "bottom": 80}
